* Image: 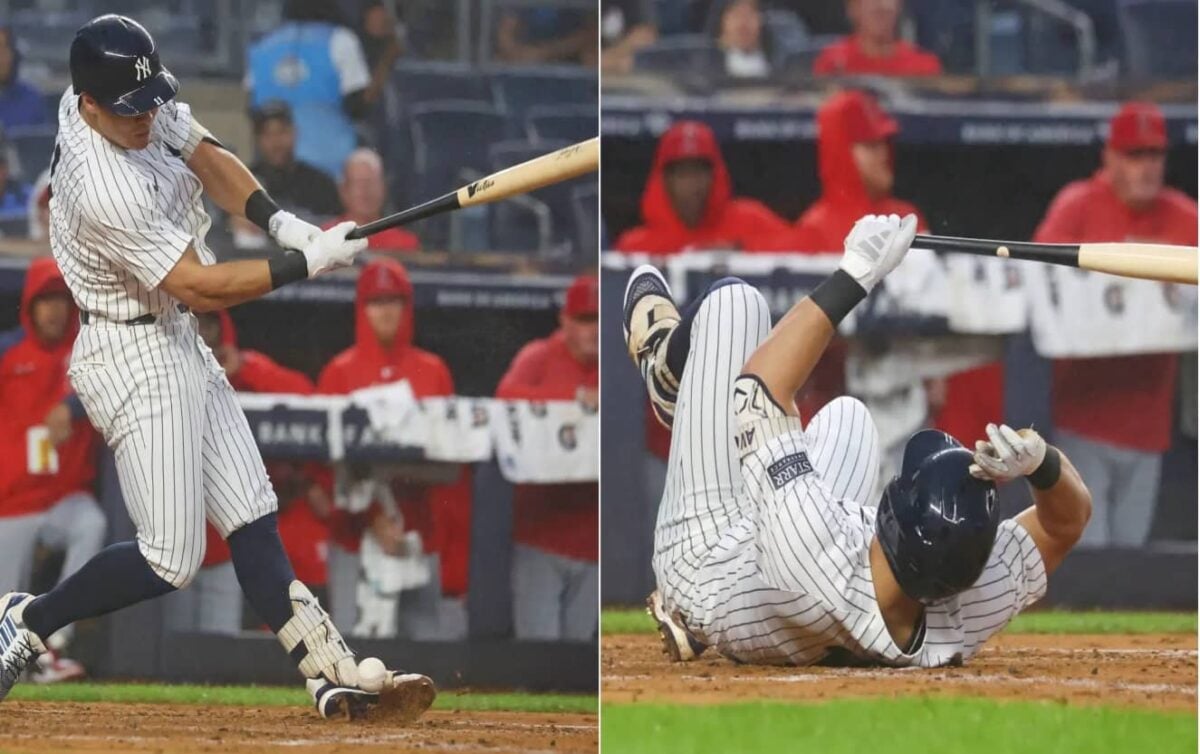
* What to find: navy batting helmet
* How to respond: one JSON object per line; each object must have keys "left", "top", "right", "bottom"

{"left": 70, "top": 15, "right": 178, "bottom": 116}
{"left": 876, "top": 429, "right": 999, "bottom": 604}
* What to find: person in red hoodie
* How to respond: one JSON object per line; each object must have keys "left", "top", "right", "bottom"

{"left": 0, "top": 258, "right": 104, "bottom": 682}
{"left": 496, "top": 274, "right": 598, "bottom": 640}
{"left": 317, "top": 258, "right": 472, "bottom": 639}
{"left": 162, "top": 310, "right": 324, "bottom": 634}
{"left": 1033, "top": 101, "right": 1197, "bottom": 548}
{"left": 813, "top": 0, "right": 942, "bottom": 77}
{"left": 323, "top": 148, "right": 420, "bottom": 253}
{"left": 615, "top": 120, "right": 788, "bottom": 254}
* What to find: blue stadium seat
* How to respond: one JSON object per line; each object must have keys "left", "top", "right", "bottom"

{"left": 633, "top": 36, "right": 725, "bottom": 75}
{"left": 525, "top": 104, "right": 596, "bottom": 143}
{"left": 409, "top": 101, "right": 507, "bottom": 249}
{"left": 490, "top": 66, "right": 597, "bottom": 120}
{"left": 570, "top": 182, "right": 598, "bottom": 263}
{"left": 393, "top": 61, "right": 494, "bottom": 108}
{"left": 8, "top": 125, "right": 57, "bottom": 181}
{"left": 1119, "top": 0, "right": 1197, "bottom": 78}
{"left": 487, "top": 139, "right": 570, "bottom": 254}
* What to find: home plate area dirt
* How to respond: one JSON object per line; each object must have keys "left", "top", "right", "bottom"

{"left": 603, "top": 633, "right": 1196, "bottom": 711}
{"left": 0, "top": 703, "right": 598, "bottom": 754}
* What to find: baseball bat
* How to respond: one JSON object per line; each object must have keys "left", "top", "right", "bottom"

{"left": 913, "top": 233, "right": 1198, "bottom": 285}
{"left": 346, "top": 137, "right": 599, "bottom": 241}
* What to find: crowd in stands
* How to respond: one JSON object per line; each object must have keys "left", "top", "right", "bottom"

{"left": 615, "top": 93, "right": 1197, "bottom": 552}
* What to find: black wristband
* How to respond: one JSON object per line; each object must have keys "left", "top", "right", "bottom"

{"left": 1026, "top": 445, "right": 1062, "bottom": 490}
{"left": 245, "top": 189, "right": 280, "bottom": 234}
{"left": 809, "top": 269, "right": 867, "bottom": 326}
{"left": 268, "top": 251, "right": 308, "bottom": 290}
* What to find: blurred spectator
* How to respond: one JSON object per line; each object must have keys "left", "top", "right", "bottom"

{"left": 601, "top": 0, "right": 658, "bottom": 74}
{"left": 813, "top": 0, "right": 942, "bottom": 77}
{"left": 164, "top": 311, "right": 323, "bottom": 635}
{"left": 716, "top": 0, "right": 770, "bottom": 78}
{"left": 234, "top": 102, "right": 342, "bottom": 250}
{"left": 496, "top": 7, "right": 599, "bottom": 66}
{"left": 0, "top": 25, "right": 48, "bottom": 130}
{"left": 323, "top": 148, "right": 419, "bottom": 252}
{"left": 317, "top": 258, "right": 472, "bottom": 639}
{"left": 496, "top": 275, "right": 599, "bottom": 641}
{"left": 0, "top": 146, "right": 31, "bottom": 222}
{"left": 1034, "top": 102, "right": 1198, "bottom": 548}
{"left": 358, "top": 1, "right": 402, "bottom": 106}
{"left": 247, "top": 0, "right": 371, "bottom": 179}
{"left": 0, "top": 259, "right": 103, "bottom": 682}
{"left": 615, "top": 120, "right": 788, "bottom": 253}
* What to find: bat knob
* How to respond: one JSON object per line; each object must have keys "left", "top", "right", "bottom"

{"left": 345, "top": 226, "right": 365, "bottom": 241}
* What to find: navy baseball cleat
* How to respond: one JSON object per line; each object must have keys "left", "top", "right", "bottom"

{"left": 623, "top": 265, "right": 681, "bottom": 428}
{"left": 0, "top": 593, "right": 46, "bottom": 702}
{"left": 307, "top": 671, "right": 436, "bottom": 723}
{"left": 646, "top": 590, "right": 707, "bottom": 662}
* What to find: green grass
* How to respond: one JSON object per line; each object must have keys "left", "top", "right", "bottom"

{"left": 602, "top": 607, "right": 1196, "bottom": 636}
{"left": 602, "top": 698, "right": 1197, "bottom": 754}
{"left": 8, "top": 682, "right": 596, "bottom": 714}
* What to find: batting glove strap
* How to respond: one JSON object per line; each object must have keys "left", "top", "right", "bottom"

{"left": 1026, "top": 445, "right": 1062, "bottom": 490}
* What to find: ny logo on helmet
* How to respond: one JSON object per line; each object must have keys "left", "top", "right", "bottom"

{"left": 134, "top": 56, "right": 152, "bottom": 82}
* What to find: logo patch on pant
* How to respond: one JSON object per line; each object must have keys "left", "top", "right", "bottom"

{"left": 767, "top": 452, "right": 813, "bottom": 489}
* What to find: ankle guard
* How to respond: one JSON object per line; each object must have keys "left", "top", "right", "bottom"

{"left": 278, "top": 581, "right": 358, "bottom": 685}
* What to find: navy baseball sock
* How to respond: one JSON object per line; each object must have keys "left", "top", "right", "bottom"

{"left": 667, "top": 276, "right": 747, "bottom": 376}
{"left": 227, "top": 513, "right": 297, "bottom": 634}
{"left": 22, "top": 541, "right": 176, "bottom": 642}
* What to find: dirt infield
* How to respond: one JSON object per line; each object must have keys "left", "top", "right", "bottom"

{"left": 0, "top": 702, "right": 597, "bottom": 754}
{"left": 603, "top": 633, "right": 1196, "bottom": 711}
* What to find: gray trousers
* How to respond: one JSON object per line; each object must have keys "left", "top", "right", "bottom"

{"left": 327, "top": 543, "right": 467, "bottom": 640}
{"left": 0, "top": 491, "right": 106, "bottom": 650}
{"left": 511, "top": 544, "right": 597, "bottom": 642}
{"left": 1056, "top": 430, "right": 1162, "bottom": 548}
{"left": 162, "top": 560, "right": 241, "bottom": 634}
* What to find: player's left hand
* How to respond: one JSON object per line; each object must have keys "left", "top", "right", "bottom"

{"left": 969, "top": 423, "right": 1046, "bottom": 483}
{"left": 840, "top": 213, "right": 918, "bottom": 292}
{"left": 269, "top": 210, "right": 322, "bottom": 252}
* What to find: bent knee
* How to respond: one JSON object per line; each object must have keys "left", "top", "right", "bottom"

{"left": 140, "top": 539, "right": 206, "bottom": 590}
{"left": 698, "top": 278, "right": 769, "bottom": 320}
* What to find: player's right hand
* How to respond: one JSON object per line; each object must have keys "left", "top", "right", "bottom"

{"left": 269, "top": 210, "right": 322, "bottom": 252}
{"left": 840, "top": 213, "right": 918, "bottom": 292}
{"left": 970, "top": 423, "right": 1047, "bottom": 483}
{"left": 302, "top": 221, "right": 369, "bottom": 278}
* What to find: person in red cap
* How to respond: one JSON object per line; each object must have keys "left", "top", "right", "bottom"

{"left": 1033, "top": 101, "right": 1197, "bottom": 548}
{"left": 615, "top": 120, "right": 788, "bottom": 254}
{"left": 0, "top": 258, "right": 103, "bottom": 683}
{"left": 813, "top": 0, "right": 942, "bottom": 77}
{"left": 165, "top": 310, "right": 323, "bottom": 635}
{"left": 316, "top": 258, "right": 472, "bottom": 637}
{"left": 495, "top": 274, "right": 598, "bottom": 640}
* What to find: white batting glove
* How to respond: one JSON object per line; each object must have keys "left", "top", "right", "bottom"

{"left": 269, "top": 210, "right": 322, "bottom": 252}
{"left": 969, "top": 423, "right": 1047, "bottom": 483}
{"left": 302, "top": 221, "right": 368, "bottom": 278}
{"left": 840, "top": 213, "right": 918, "bottom": 293}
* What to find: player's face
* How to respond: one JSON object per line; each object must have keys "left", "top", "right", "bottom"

{"left": 561, "top": 313, "right": 599, "bottom": 366}
{"left": 663, "top": 158, "right": 713, "bottom": 229}
{"left": 30, "top": 293, "right": 71, "bottom": 345}
{"left": 364, "top": 296, "right": 406, "bottom": 346}
{"left": 341, "top": 160, "right": 387, "bottom": 220}
{"left": 719, "top": 0, "right": 762, "bottom": 53}
{"left": 1106, "top": 148, "right": 1166, "bottom": 209}
{"left": 852, "top": 140, "right": 894, "bottom": 199}
{"left": 850, "top": 0, "right": 901, "bottom": 42}
{"left": 257, "top": 118, "right": 296, "bottom": 168}
{"left": 82, "top": 94, "right": 158, "bottom": 151}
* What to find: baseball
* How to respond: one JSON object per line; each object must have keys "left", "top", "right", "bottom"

{"left": 357, "top": 657, "right": 389, "bottom": 693}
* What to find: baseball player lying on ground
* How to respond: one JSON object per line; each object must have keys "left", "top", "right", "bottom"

{"left": 623, "top": 214, "right": 1093, "bottom": 667}
{"left": 0, "top": 15, "right": 433, "bottom": 721}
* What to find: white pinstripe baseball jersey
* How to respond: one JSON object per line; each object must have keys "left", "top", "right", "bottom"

{"left": 50, "top": 87, "right": 211, "bottom": 322}
{"left": 653, "top": 280, "right": 1048, "bottom": 669}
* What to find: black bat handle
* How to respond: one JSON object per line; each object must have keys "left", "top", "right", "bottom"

{"left": 346, "top": 191, "right": 462, "bottom": 241}
{"left": 914, "top": 234, "right": 1082, "bottom": 267}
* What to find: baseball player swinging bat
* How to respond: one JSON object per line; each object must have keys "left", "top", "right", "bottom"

{"left": 347, "top": 137, "right": 599, "bottom": 240}
{"left": 914, "top": 233, "right": 1198, "bottom": 285}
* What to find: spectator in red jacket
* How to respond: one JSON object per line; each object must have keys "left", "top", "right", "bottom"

{"left": 615, "top": 120, "right": 788, "bottom": 254}
{"left": 166, "top": 310, "right": 323, "bottom": 635}
{"left": 317, "top": 258, "right": 472, "bottom": 638}
{"left": 496, "top": 274, "right": 598, "bottom": 641}
{"left": 323, "top": 148, "right": 420, "bottom": 253}
{"left": 0, "top": 258, "right": 103, "bottom": 682}
{"left": 813, "top": 0, "right": 942, "bottom": 77}
{"left": 1033, "top": 101, "right": 1197, "bottom": 548}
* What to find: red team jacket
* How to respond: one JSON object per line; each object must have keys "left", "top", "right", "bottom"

{"left": 0, "top": 259, "right": 96, "bottom": 518}
{"left": 614, "top": 120, "right": 788, "bottom": 254}
{"left": 1034, "top": 170, "right": 1198, "bottom": 452}
{"left": 813, "top": 36, "right": 942, "bottom": 77}
{"left": 496, "top": 330, "right": 599, "bottom": 562}
{"left": 316, "top": 258, "right": 473, "bottom": 597}
{"left": 199, "top": 310, "right": 329, "bottom": 587}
